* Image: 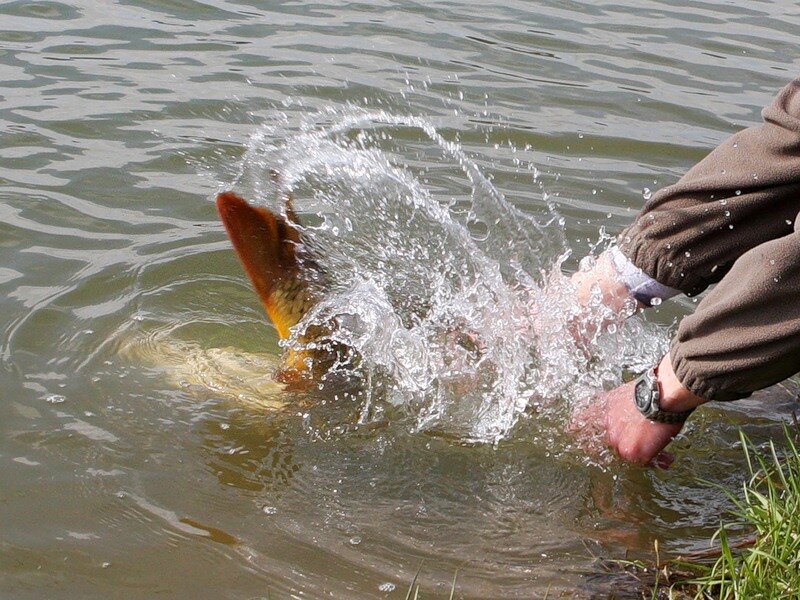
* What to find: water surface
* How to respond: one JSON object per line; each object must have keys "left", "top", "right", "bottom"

{"left": 2, "top": 1, "right": 799, "bottom": 598}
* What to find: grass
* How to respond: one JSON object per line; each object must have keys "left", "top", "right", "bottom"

{"left": 593, "top": 424, "right": 800, "bottom": 599}
{"left": 673, "top": 426, "right": 800, "bottom": 599}
{"left": 403, "top": 562, "right": 458, "bottom": 600}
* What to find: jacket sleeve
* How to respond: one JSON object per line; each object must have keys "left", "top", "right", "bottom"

{"left": 669, "top": 219, "right": 800, "bottom": 401}
{"left": 619, "top": 77, "right": 800, "bottom": 297}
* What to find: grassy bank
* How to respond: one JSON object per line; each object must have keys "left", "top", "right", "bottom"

{"left": 597, "top": 426, "right": 799, "bottom": 599}
{"left": 670, "top": 426, "right": 800, "bottom": 599}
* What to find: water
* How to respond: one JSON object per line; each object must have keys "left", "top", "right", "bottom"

{"left": 2, "top": 1, "right": 799, "bottom": 598}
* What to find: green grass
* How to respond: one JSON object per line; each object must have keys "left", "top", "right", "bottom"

{"left": 594, "top": 425, "right": 800, "bottom": 599}
{"left": 668, "top": 426, "right": 800, "bottom": 599}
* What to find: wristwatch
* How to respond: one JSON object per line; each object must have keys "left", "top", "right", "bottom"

{"left": 634, "top": 367, "right": 694, "bottom": 424}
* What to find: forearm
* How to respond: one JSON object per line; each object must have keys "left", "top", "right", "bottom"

{"left": 655, "top": 353, "right": 706, "bottom": 412}
{"left": 568, "top": 246, "right": 682, "bottom": 342}
{"left": 570, "top": 251, "right": 634, "bottom": 314}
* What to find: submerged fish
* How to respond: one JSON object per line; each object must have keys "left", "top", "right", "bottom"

{"left": 218, "top": 183, "right": 519, "bottom": 445}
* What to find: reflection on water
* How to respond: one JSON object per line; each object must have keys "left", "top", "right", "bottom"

{"left": 1, "top": 0, "right": 799, "bottom": 597}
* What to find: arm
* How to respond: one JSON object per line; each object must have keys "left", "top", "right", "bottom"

{"left": 577, "top": 78, "right": 800, "bottom": 464}
{"left": 602, "top": 222, "right": 800, "bottom": 465}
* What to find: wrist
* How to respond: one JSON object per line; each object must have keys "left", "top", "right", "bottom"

{"left": 571, "top": 251, "right": 637, "bottom": 313}
{"left": 656, "top": 353, "right": 706, "bottom": 412}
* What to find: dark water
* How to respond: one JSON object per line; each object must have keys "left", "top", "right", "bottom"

{"left": 1, "top": 1, "right": 799, "bottom": 598}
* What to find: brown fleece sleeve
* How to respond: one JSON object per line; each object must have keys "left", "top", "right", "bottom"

{"left": 619, "top": 77, "right": 800, "bottom": 297}
{"left": 670, "top": 218, "right": 800, "bottom": 402}
{"left": 618, "top": 77, "right": 800, "bottom": 401}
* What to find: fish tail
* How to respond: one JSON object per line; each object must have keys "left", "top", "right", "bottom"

{"left": 217, "top": 191, "right": 321, "bottom": 380}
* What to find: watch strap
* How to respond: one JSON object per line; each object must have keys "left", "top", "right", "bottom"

{"left": 649, "top": 405, "right": 694, "bottom": 424}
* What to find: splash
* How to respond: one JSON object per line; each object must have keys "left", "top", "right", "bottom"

{"left": 229, "top": 107, "right": 669, "bottom": 444}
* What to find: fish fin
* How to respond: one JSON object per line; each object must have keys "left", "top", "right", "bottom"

{"left": 216, "top": 191, "right": 313, "bottom": 341}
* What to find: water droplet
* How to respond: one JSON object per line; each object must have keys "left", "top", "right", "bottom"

{"left": 684, "top": 251, "right": 691, "bottom": 258}
{"left": 735, "top": 190, "right": 742, "bottom": 196}
{"left": 650, "top": 297, "right": 662, "bottom": 306}
{"left": 642, "top": 187, "right": 652, "bottom": 200}
{"left": 262, "top": 506, "right": 277, "bottom": 515}
{"left": 733, "top": 143, "right": 738, "bottom": 148}
{"left": 102, "top": 562, "right": 110, "bottom": 569}
{"left": 591, "top": 189, "right": 597, "bottom": 195}
{"left": 770, "top": 259, "right": 775, "bottom": 265}
{"left": 379, "top": 583, "right": 396, "bottom": 593}
{"left": 349, "top": 536, "right": 362, "bottom": 545}
{"left": 724, "top": 211, "right": 730, "bottom": 217}
{"left": 728, "top": 224, "right": 734, "bottom": 229}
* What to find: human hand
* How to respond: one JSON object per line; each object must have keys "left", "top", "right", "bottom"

{"left": 602, "top": 380, "right": 683, "bottom": 466}
{"left": 573, "top": 352, "right": 706, "bottom": 466}
{"left": 570, "top": 381, "right": 680, "bottom": 467}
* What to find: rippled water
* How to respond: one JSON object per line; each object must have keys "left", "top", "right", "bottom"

{"left": 2, "top": 1, "right": 799, "bottom": 598}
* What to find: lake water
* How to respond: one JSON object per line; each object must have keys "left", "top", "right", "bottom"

{"left": 1, "top": 1, "right": 799, "bottom": 598}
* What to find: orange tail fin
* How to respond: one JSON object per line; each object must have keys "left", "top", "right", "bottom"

{"left": 216, "top": 191, "right": 314, "bottom": 340}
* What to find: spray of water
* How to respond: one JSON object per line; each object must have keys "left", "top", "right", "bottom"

{"left": 230, "top": 106, "right": 669, "bottom": 445}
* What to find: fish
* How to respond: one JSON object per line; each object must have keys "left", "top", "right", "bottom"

{"left": 217, "top": 188, "right": 488, "bottom": 403}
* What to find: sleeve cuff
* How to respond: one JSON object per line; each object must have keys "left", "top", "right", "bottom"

{"left": 669, "top": 340, "right": 752, "bottom": 403}
{"left": 607, "top": 245, "right": 682, "bottom": 306}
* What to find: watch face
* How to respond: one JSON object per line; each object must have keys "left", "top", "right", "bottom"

{"left": 634, "top": 377, "right": 651, "bottom": 412}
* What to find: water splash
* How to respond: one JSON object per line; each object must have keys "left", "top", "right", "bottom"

{"left": 229, "top": 107, "right": 669, "bottom": 445}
